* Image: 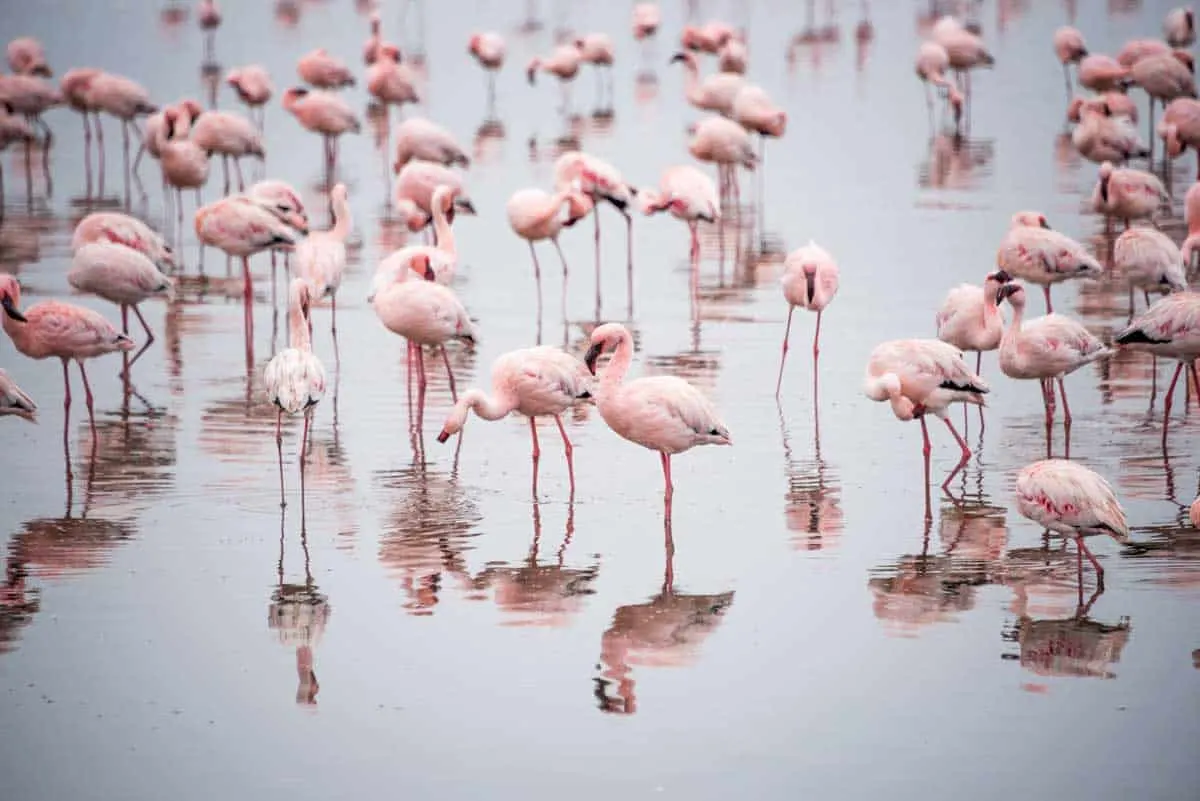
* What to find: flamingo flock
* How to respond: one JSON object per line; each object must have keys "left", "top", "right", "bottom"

{"left": 0, "top": 2, "right": 1198, "bottom": 606}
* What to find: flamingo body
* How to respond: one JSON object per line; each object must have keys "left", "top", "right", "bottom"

{"left": 73, "top": 212, "right": 175, "bottom": 268}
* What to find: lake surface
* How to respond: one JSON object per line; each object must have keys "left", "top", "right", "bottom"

{"left": 1, "top": 1, "right": 1198, "bottom": 799}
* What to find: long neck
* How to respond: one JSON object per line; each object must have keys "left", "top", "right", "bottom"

{"left": 982, "top": 287, "right": 1002, "bottom": 324}
{"left": 599, "top": 331, "right": 634, "bottom": 389}
{"left": 681, "top": 59, "right": 699, "bottom": 99}
{"left": 330, "top": 194, "right": 352, "bottom": 240}
{"left": 453, "top": 387, "right": 516, "bottom": 423}
{"left": 289, "top": 305, "right": 312, "bottom": 351}
{"left": 1002, "top": 301, "right": 1024, "bottom": 348}
{"left": 432, "top": 198, "right": 455, "bottom": 256}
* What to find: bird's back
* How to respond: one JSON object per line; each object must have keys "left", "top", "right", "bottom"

{"left": 1016, "top": 460, "right": 1128, "bottom": 540}
{"left": 265, "top": 347, "right": 326, "bottom": 415}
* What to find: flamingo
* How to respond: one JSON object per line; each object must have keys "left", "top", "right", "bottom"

{"left": 1091, "top": 161, "right": 1169, "bottom": 228}
{"left": 195, "top": 194, "right": 299, "bottom": 307}
{"left": 670, "top": 51, "right": 745, "bottom": 116}
{"left": 776, "top": 241, "right": 840, "bottom": 397}
{"left": 0, "top": 274, "right": 134, "bottom": 447}
{"left": 1071, "top": 101, "right": 1148, "bottom": 164}
{"left": 189, "top": 109, "right": 264, "bottom": 193}
{"left": 1113, "top": 227, "right": 1187, "bottom": 313}
{"left": 1191, "top": 497, "right": 1200, "bottom": 526}
{"left": 997, "top": 211, "right": 1104, "bottom": 313}
{"left": 997, "top": 282, "right": 1112, "bottom": 430}
{"left": 632, "top": 4, "right": 661, "bottom": 41}
{"left": 638, "top": 164, "right": 719, "bottom": 267}
{"left": 281, "top": 87, "right": 361, "bottom": 174}
{"left": 367, "top": 44, "right": 420, "bottom": 118}
{"left": 1115, "top": 291, "right": 1200, "bottom": 439}
{"left": 680, "top": 22, "right": 735, "bottom": 54}
{"left": 930, "top": 16, "right": 994, "bottom": 97}
{"left": 297, "top": 49, "right": 354, "bottom": 89}
{"left": 1078, "top": 54, "right": 1131, "bottom": 93}
{"left": 1182, "top": 182, "right": 1200, "bottom": 269}
{"left": 226, "top": 66, "right": 274, "bottom": 129}
{"left": 1118, "top": 38, "right": 1171, "bottom": 68}
{"left": 1054, "top": 26, "right": 1088, "bottom": 97}
{"left": 863, "top": 338, "right": 987, "bottom": 492}
{"left": 435, "top": 346, "right": 594, "bottom": 494}
{"left": 527, "top": 42, "right": 583, "bottom": 113}
{"left": 554, "top": 152, "right": 637, "bottom": 310}
{"left": 6, "top": 38, "right": 50, "bottom": 76}
{"left": 131, "top": 98, "right": 202, "bottom": 187}
{"left": 68, "top": 242, "right": 173, "bottom": 372}
{"left": 1165, "top": 8, "right": 1197, "bottom": 48}
{"left": 507, "top": 184, "right": 586, "bottom": 324}
{"left": 363, "top": 12, "right": 384, "bottom": 65}
{"left": 1069, "top": 92, "right": 1138, "bottom": 123}
{"left": 158, "top": 105, "right": 210, "bottom": 244}
{"left": 687, "top": 115, "right": 756, "bottom": 205}
{"left": 374, "top": 185, "right": 463, "bottom": 296}
{"left": 583, "top": 322, "right": 731, "bottom": 504}
{"left": 1131, "top": 50, "right": 1197, "bottom": 152}
{"left": 575, "top": 33, "right": 615, "bottom": 110}
{"left": 1159, "top": 97, "right": 1200, "bottom": 179}
{"left": 468, "top": 32, "right": 506, "bottom": 112}
{"left": 732, "top": 84, "right": 786, "bottom": 173}
{"left": 935, "top": 270, "right": 1011, "bottom": 376}
{"left": 295, "top": 183, "right": 352, "bottom": 336}
{"left": 393, "top": 159, "right": 475, "bottom": 235}
{"left": 59, "top": 68, "right": 101, "bottom": 183}
{"left": 264, "top": 278, "right": 327, "bottom": 504}
{"left": 248, "top": 179, "right": 309, "bottom": 234}
{"left": 198, "top": 0, "right": 222, "bottom": 33}
{"left": 718, "top": 38, "right": 747, "bottom": 75}
{"left": 0, "top": 73, "right": 63, "bottom": 140}
{"left": 0, "top": 368, "right": 36, "bottom": 421}
{"left": 1014, "top": 460, "right": 1129, "bottom": 588}
{"left": 392, "top": 117, "right": 468, "bottom": 171}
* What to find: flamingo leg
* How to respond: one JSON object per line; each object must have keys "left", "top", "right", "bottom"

{"left": 78, "top": 361, "right": 97, "bottom": 448}
{"left": 555, "top": 413, "right": 575, "bottom": 495}
{"left": 552, "top": 236, "right": 569, "bottom": 322}
{"left": 1189, "top": 360, "right": 1200, "bottom": 410}
{"left": 940, "top": 415, "right": 972, "bottom": 490}
{"left": 1042, "top": 284, "right": 1054, "bottom": 314}
{"left": 61, "top": 358, "right": 72, "bottom": 453}
{"left": 593, "top": 206, "right": 602, "bottom": 317}
{"left": 919, "top": 414, "right": 932, "bottom": 482}
{"left": 300, "top": 410, "right": 310, "bottom": 466}
{"left": 441, "top": 345, "right": 457, "bottom": 402}
{"left": 775, "top": 305, "right": 794, "bottom": 398}
{"left": 1057, "top": 377, "right": 1073, "bottom": 426}
{"left": 660, "top": 451, "right": 674, "bottom": 502}
{"left": 529, "top": 241, "right": 544, "bottom": 326}
{"left": 234, "top": 157, "right": 246, "bottom": 191}
{"left": 1162, "top": 361, "right": 1183, "bottom": 443}
{"left": 1077, "top": 537, "right": 1105, "bottom": 587}
{"left": 94, "top": 112, "right": 105, "bottom": 189}
{"left": 529, "top": 416, "right": 541, "bottom": 496}
{"left": 276, "top": 409, "right": 286, "bottom": 508}
{"left": 625, "top": 211, "right": 634, "bottom": 317}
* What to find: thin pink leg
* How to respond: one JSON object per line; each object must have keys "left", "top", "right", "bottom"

{"left": 813, "top": 309, "right": 823, "bottom": 360}
{"left": 528, "top": 241, "right": 543, "bottom": 323}
{"left": 1043, "top": 284, "right": 1054, "bottom": 314}
{"left": 331, "top": 294, "right": 337, "bottom": 337}
{"left": 61, "top": 358, "right": 72, "bottom": 454}
{"left": 660, "top": 451, "right": 674, "bottom": 501}
{"left": 78, "top": 361, "right": 97, "bottom": 448}
{"left": 1077, "top": 537, "right": 1105, "bottom": 588}
{"left": 441, "top": 346, "right": 457, "bottom": 402}
{"left": 1162, "top": 362, "right": 1183, "bottom": 444}
{"left": 775, "top": 306, "right": 794, "bottom": 398}
{"left": 940, "top": 415, "right": 972, "bottom": 490}
{"left": 1189, "top": 361, "right": 1200, "bottom": 410}
{"left": 1057, "top": 377, "right": 1072, "bottom": 426}
{"left": 554, "top": 414, "right": 575, "bottom": 495}
{"left": 530, "top": 416, "right": 541, "bottom": 496}
{"left": 300, "top": 410, "right": 310, "bottom": 466}
{"left": 593, "top": 208, "right": 602, "bottom": 317}
{"left": 276, "top": 410, "right": 286, "bottom": 508}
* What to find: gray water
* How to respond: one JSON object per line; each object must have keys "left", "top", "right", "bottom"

{"left": 1, "top": 1, "right": 1198, "bottom": 799}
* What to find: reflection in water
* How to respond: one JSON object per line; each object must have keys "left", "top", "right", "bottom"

{"left": 917, "top": 134, "right": 995, "bottom": 193}
{"left": 469, "top": 500, "right": 599, "bottom": 627}
{"left": 79, "top": 406, "right": 178, "bottom": 514}
{"left": 780, "top": 405, "right": 843, "bottom": 552}
{"left": 0, "top": 560, "right": 40, "bottom": 656}
{"left": 594, "top": 517, "right": 734, "bottom": 714}
{"left": 267, "top": 514, "right": 330, "bottom": 706}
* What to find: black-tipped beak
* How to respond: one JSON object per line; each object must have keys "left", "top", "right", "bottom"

{"left": 1040, "top": 219, "right": 1051, "bottom": 230}
{"left": 994, "top": 270, "right": 1012, "bottom": 283}
{"left": 423, "top": 264, "right": 436, "bottom": 281}
{"left": 1, "top": 296, "right": 26, "bottom": 323}
{"left": 455, "top": 198, "right": 477, "bottom": 216}
{"left": 436, "top": 429, "right": 451, "bottom": 443}
{"left": 604, "top": 194, "right": 628, "bottom": 212}
{"left": 805, "top": 273, "right": 816, "bottom": 305}
{"left": 584, "top": 342, "right": 603, "bottom": 375}
{"left": 997, "top": 284, "right": 1020, "bottom": 302}
{"left": 670, "top": 52, "right": 688, "bottom": 64}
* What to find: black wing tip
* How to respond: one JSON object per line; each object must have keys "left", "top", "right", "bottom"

{"left": 1116, "top": 329, "right": 1169, "bottom": 345}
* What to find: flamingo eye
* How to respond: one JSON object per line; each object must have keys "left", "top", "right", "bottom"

{"left": 276, "top": 203, "right": 289, "bottom": 212}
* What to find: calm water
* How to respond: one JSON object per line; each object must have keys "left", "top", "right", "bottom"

{"left": 1, "top": 1, "right": 1199, "bottom": 799}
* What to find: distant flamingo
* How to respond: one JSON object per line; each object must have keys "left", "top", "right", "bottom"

{"left": 392, "top": 117, "right": 468, "bottom": 171}
{"left": 1114, "top": 226, "right": 1187, "bottom": 313}
{"left": 132, "top": 98, "right": 202, "bottom": 187}
{"left": 7, "top": 38, "right": 51, "bottom": 76}
{"left": 584, "top": 322, "right": 732, "bottom": 504}
{"left": 0, "top": 274, "right": 134, "bottom": 447}
{"left": 86, "top": 72, "right": 157, "bottom": 185}
{"left": 1118, "top": 38, "right": 1171, "bottom": 68}
{"left": 226, "top": 66, "right": 274, "bottom": 128}
{"left": 1078, "top": 54, "right": 1131, "bottom": 92}
{"left": 1182, "top": 182, "right": 1200, "bottom": 268}
{"left": 363, "top": 12, "right": 384, "bottom": 65}
{"left": 0, "top": 368, "right": 36, "bottom": 421}
{"left": 688, "top": 115, "right": 756, "bottom": 205}
{"left": 575, "top": 33, "right": 615, "bottom": 109}
{"left": 1054, "top": 26, "right": 1088, "bottom": 97}
{"left": 264, "top": 278, "right": 327, "bottom": 504}
{"left": 930, "top": 15, "right": 994, "bottom": 95}
{"left": 915, "top": 41, "right": 964, "bottom": 124}
{"left": 0, "top": 74, "right": 63, "bottom": 139}
{"left": 59, "top": 68, "right": 101, "bottom": 167}
{"left": 776, "top": 241, "right": 839, "bottom": 397}
{"left": 508, "top": 185, "right": 586, "bottom": 323}
{"left": 295, "top": 183, "right": 351, "bottom": 336}
{"left": 638, "top": 164, "right": 719, "bottom": 266}
{"left": 718, "top": 38, "right": 747, "bottom": 74}
{"left": 1068, "top": 92, "right": 1138, "bottom": 123}
{"left": 198, "top": 0, "right": 222, "bottom": 33}
{"left": 863, "top": 338, "right": 987, "bottom": 492}
{"left": 281, "top": 87, "right": 361, "bottom": 173}
{"left": 248, "top": 179, "right": 309, "bottom": 235}
{"left": 997, "top": 211, "right": 1103, "bottom": 313}
{"left": 1115, "top": 291, "right": 1200, "bottom": 439}
{"left": 367, "top": 44, "right": 420, "bottom": 121}
{"left": 297, "top": 49, "right": 354, "bottom": 89}
{"left": 670, "top": 51, "right": 745, "bottom": 116}
{"left": 393, "top": 160, "right": 475, "bottom": 234}
{"left": 1071, "top": 100, "right": 1147, "bottom": 163}
{"left": 468, "top": 32, "right": 506, "bottom": 111}
{"left": 527, "top": 42, "right": 583, "bottom": 112}
{"left": 68, "top": 242, "right": 173, "bottom": 372}
{"left": 1015, "top": 459, "right": 1129, "bottom": 587}
{"left": 632, "top": 4, "right": 661, "bottom": 40}
{"left": 732, "top": 84, "right": 786, "bottom": 170}
{"left": 1091, "top": 161, "right": 1169, "bottom": 228}
{"left": 1132, "top": 50, "right": 1197, "bottom": 151}
{"left": 190, "top": 109, "right": 264, "bottom": 192}
{"left": 374, "top": 185, "right": 463, "bottom": 297}
{"left": 436, "top": 346, "right": 594, "bottom": 493}
{"left": 680, "top": 22, "right": 735, "bottom": 54}
{"left": 998, "top": 282, "right": 1112, "bottom": 430}
{"left": 1165, "top": 8, "right": 1196, "bottom": 48}
{"left": 195, "top": 194, "right": 298, "bottom": 307}
{"left": 159, "top": 105, "right": 211, "bottom": 242}
{"left": 935, "top": 270, "right": 1011, "bottom": 375}
{"left": 1159, "top": 97, "right": 1200, "bottom": 178}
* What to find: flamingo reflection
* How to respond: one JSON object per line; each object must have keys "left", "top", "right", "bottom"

{"left": 267, "top": 510, "right": 330, "bottom": 706}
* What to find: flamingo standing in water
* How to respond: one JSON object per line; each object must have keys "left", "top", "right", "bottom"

{"left": 158, "top": 105, "right": 211, "bottom": 244}
{"left": 0, "top": 108, "right": 35, "bottom": 218}
{"left": 0, "top": 274, "right": 134, "bottom": 449}
{"left": 68, "top": 242, "right": 173, "bottom": 373}
{"left": 435, "top": 346, "right": 594, "bottom": 494}
{"left": 87, "top": 72, "right": 158, "bottom": 182}
{"left": 670, "top": 51, "right": 745, "bottom": 116}
{"left": 7, "top": 38, "right": 51, "bottom": 76}
{"left": 392, "top": 117, "right": 468, "bottom": 171}
{"left": 687, "top": 115, "right": 756, "bottom": 206}
{"left": 998, "top": 281, "right": 1112, "bottom": 431}
{"left": 731, "top": 84, "right": 786, "bottom": 175}
{"left": 935, "top": 270, "right": 1011, "bottom": 381}
{"left": 297, "top": 49, "right": 355, "bottom": 89}
{"left": 367, "top": 44, "right": 420, "bottom": 121}
{"left": 996, "top": 211, "right": 1103, "bottom": 313}
{"left": 575, "top": 33, "right": 615, "bottom": 111}
{"left": 295, "top": 183, "right": 351, "bottom": 337}
{"left": 1014, "top": 459, "right": 1129, "bottom": 588}
{"left": 1091, "top": 161, "right": 1169, "bottom": 229}
{"left": 190, "top": 108, "right": 264, "bottom": 193}
{"left": 1053, "top": 26, "right": 1089, "bottom": 98}
{"left": 1182, "top": 182, "right": 1200, "bottom": 270}
{"left": 264, "top": 278, "right": 327, "bottom": 505}
{"left": 915, "top": 41, "right": 964, "bottom": 124}
{"left": 527, "top": 42, "right": 583, "bottom": 113}
{"left": 507, "top": 184, "right": 587, "bottom": 327}
{"left": 1159, "top": 97, "right": 1200, "bottom": 180}
{"left": 584, "top": 322, "right": 732, "bottom": 504}
{"left": 281, "top": 87, "right": 361, "bottom": 175}
{"left": 776, "top": 242, "right": 839, "bottom": 397}
{"left": 1115, "top": 291, "right": 1200, "bottom": 441}
{"left": 1165, "top": 8, "right": 1197, "bottom": 47}
{"left": 226, "top": 66, "right": 273, "bottom": 129}
{"left": 1078, "top": 54, "right": 1131, "bottom": 93}
{"left": 863, "top": 338, "right": 987, "bottom": 493}
{"left": 393, "top": 159, "right": 476, "bottom": 234}
{"left": 1113, "top": 226, "right": 1187, "bottom": 313}
{"left": 638, "top": 165, "right": 719, "bottom": 267}
{"left": 374, "top": 185, "right": 464, "bottom": 294}
{"left": 0, "top": 368, "right": 36, "bottom": 420}
{"left": 59, "top": 68, "right": 101, "bottom": 187}
{"left": 468, "top": 32, "right": 506, "bottom": 112}
{"left": 72, "top": 211, "right": 176, "bottom": 268}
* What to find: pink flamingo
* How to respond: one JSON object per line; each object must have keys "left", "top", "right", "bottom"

{"left": 190, "top": 109, "right": 264, "bottom": 192}
{"left": 554, "top": 151, "right": 637, "bottom": 310}
{"left": 998, "top": 281, "right": 1112, "bottom": 430}
{"left": 0, "top": 274, "right": 134, "bottom": 447}
{"left": 1165, "top": 8, "right": 1196, "bottom": 48}
{"left": 1091, "top": 161, "right": 1169, "bottom": 228}
{"left": 1190, "top": 497, "right": 1200, "bottom": 526}
{"left": 281, "top": 87, "right": 361, "bottom": 174}
{"left": 435, "top": 346, "right": 594, "bottom": 494}
{"left": 264, "top": 278, "right": 326, "bottom": 505}
{"left": 132, "top": 98, "right": 202, "bottom": 186}
{"left": 997, "top": 211, "right": 1103, "bottom": 313}
{"left": 363, "top": 13, "right": 384, "bottom": 65}
{"left": 7, "top": 38, "right": 51, "bottom": 76}
{"left": 0, "top": 74, "right": 63, "bottom": 140}
{"left": 638, "top": 164, "right": 719, "bottom": 266}
{"left": 632, "top": 4, "right": 661, "bottom": 40}
{"left": 392, "top": 160, "right": 475, "bottom": 235}
{"left": 68, "top": 242, "right": 172, "bottom": 372}
{"left": 468, "top": 32, "right": 506, "bottom": 111}
{"left": 1015, "top": 459, "right": 1129, "bottom": 588}
{"left": 374, "top": 185, "right": 462, "bottom": 295}
{"left": 575, "top": 33, "right": 615, "bottom": 109}
{"left": 584, "top": 322, "right": 731, "bottom": 504}
{"left": 87, "top": 72, "right": 158, "bottom": 182}
{"left": 863, "top": 338, "right": 986, "bottom": 493}
{"left": 680, "top": 22, "right": 735, "bottom": 54}
{"left": 198, "top": 0, "right": 222, "bottom": 32}
{"left": 1182, "top": 182, "right": 1200, "bottom": 269}
{"left": 1159, "top": 97, "right": 1200, "bottom": 179}
{"left": 295, "top": 183, "right": 351, "bottom": 336}
{"left": 1131, "top": 50, "right": 1197, "bottom": 151}
{"left": 226, "top": 66, "right": 274, "bottom": 129}
{"left": 718, "top": 38, "right": 747, "bottom": 74}
{"left": 1113, "top": 227, "right": 1187, "bottom": 313}
{"left": 158, "top": 105, "right": 210, "bottom": 242}
{"left": 195, "top": 193, "right": 298, "bottom": 307}
{"left": 1078, "top": 54, "right": 1131, "bottom": 92}
{"left": 0, "top": 368, "right": 36, "bottom": 420}
{"left": 732, "top": 84, "right": 786, "bottom": 169}
{"left": 1068, "top": 93, "right": 1138, "bottom": 123}
{"left": 915, "top": 42, "right": 965, "bottom": 124}
{"left": 776, "top": 241, "right": 839, "bottom": 397}
{"left": 59, "top": 68, "right": 102, "bottom": 186}
{"left": 935, "top": 270, "right": 1011, "bottom": 376}
{"left": 931, "top": 16, "right": 994, "bottom": 96}
{"left": 248, "top": 179, "right": 309, "bottom": 234}
{"left": 392, "top": 117, "right": 468, "bottom": 171}
{"left": 1054, "top": 26, "right": 1088, "bottom": 97}
{"left": 1115, "top": 291, "right": 1200, "bottom": 440}
{"left": 297, "top": 49, "right": 355, "bottom": 90}
{"left": 670, "top": 51, "right": 745, "bottom": 116}
{"left": 367, "top": 44, "right": 420, "bottom": 119}
{"left": 1118, "top": 38, "right": 1171, "bottom": 67}
{"left": 688, "top": 115, "right": 756, "bottom": 205}
{"left": 526, "top": 42, "right": 583, "bottom": 113}
{"left": 508, "top": 185, "right": 586, "bottom": 324}
{"left": 1070, "top": 100, "right": 1147, "bottom": 164}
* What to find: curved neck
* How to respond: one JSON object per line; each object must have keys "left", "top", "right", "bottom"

{"left": 466, "top": 388, "right": 517, "bottom": 420}
{"left": 330, "top": 194, "right": 351, "bottom": 240}
{"left": 289, "top": 304, "right": 312, "bottom": 351}
{"left": 431, "top": 197, "right": 455, "bottom": 256}
{"left": 599, "top": 330, "right": 634, "bottom": 389}
{"left": 1002, "top": 301, "right": 1024, "bottom": 347}
{"left": 680, "top": 59, "right": 699, "bottom": 98}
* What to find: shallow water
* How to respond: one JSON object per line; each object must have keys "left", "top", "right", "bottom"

{"left": 1, "top": 1, "right": 1199, "bottom": 799}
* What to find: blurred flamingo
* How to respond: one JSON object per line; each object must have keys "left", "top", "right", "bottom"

{"left": 1115, "top": 291, "right": 1200, "bottom": 441}
{"left": 295, "top": 183, "right": 352, "bottom": 337}
{"left": 0, "top": 368, "right": 36, "bottom": 421}
{"left": 297, "top": 49, "right": 355, "bottom": 89}
{"left": 670, "top": 50, "right": 745, "bottom": 116}
{"left": 7, "top": 38, "right": 50, "bottom": 76}
{"left": 777, "top": 241, "right": 839, "bottom": 397}
{"left": 226, "top": 66, "right": 273, "bottom": 129}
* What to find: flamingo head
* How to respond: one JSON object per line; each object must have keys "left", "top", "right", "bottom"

{"left": 0, "top": 275, "right": 24, "bottom": 323}
{"left": 669, "top": 50, "right": 694, "bottom": 67}
{"left": 179, "top": 98, "right": 204, "bottom": 121}
{"left": 381, "top": 43, "right": 402, "bottom": 63}
{"left": 282, "top": 86, "right": 309, "bottom": 109}
{"left": 467, "top": 34, "right": 480, "bottom": 54}
{"left": 412, "top": 252, "right": 436, "bottom": 282}
{"left": 984, "top": 270, "right": 1013, "bottom": 304}
{"left": 997, "top": 281, "right": 1025, "bottom": 310}
{"left": 1011, "top": 210, "right": 1050, "bottom": 230}
{"left": 583, "top": 322, "right": 628, "bottom": 374}
{"left": 453, "top": 193, "right": 477, "bottom": 217}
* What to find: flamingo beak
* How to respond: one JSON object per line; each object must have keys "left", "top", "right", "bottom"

{"left": 436, "top": 429, "right": 451, "bottom": 443}
{"left": 454, "top": 198, "right": 477, "bottom": 216}
{"left": 1, "top": 296, "right": 26, "bottom": 323}
{"left": 424, "top": 264, "right": 436, "bottom": 281}
{"left": 804, "top": 270, "right": 816, "bottom": 305}
{"left": 584, "top": 343, "right": 603, "bottom": 374}
{"left": 997, "top": 284, "right": 1020, "bottom": 303}
{"left": 670, "top": 52, "right": 688, "bottom": 64}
